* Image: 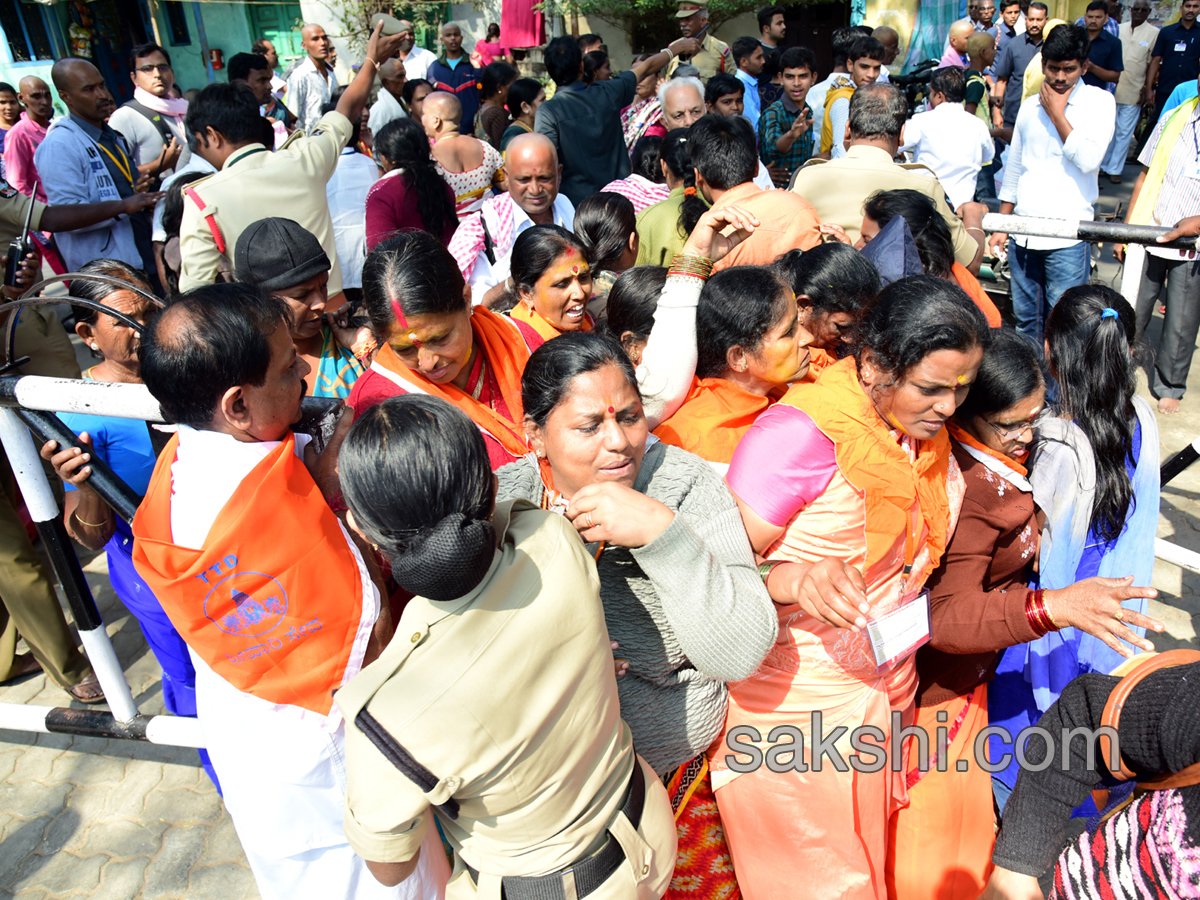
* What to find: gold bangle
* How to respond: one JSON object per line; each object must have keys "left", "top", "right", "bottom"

{"left": 72, "top": 509, "right": 109, "bottom": 528}
{"left": 966, "top": 226, "right": 985, "bottom": 234}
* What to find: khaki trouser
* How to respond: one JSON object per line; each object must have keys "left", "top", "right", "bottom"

{"left": 0, "top": 449, "right": 91, "bottom": 687}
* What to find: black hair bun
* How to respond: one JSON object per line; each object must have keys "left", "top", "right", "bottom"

{"left": 388, "top": 513, "right": 496, "bottom": 603}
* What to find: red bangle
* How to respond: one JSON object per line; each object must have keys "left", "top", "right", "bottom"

{"left": 1024, "top": 588, "right": 1059, "bottom": 636}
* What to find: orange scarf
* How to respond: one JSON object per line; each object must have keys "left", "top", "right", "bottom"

{"left": 654, "top": 377, "right": 774, "bottom": 464}
{"left": 946, "top": 421, "right": 1028, "bottom": 477}
{"left": 802, "top": 346, "right": 839, "bottom": 382}
{"left": 952, "top": 263, "right": 1002, "bottom": 328}
{"left": 372, "top": 306, "right": 531, "bottom": 458}
{"left": 511, "top": 300, "right": 595, "bottom": 341}
{"left": 131, "top": 434, "right": 363, "bottom": 715}
{"left": 779, "top": 357, "right": 953, "bottom": 577}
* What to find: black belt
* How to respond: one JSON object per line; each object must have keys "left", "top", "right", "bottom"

{"left": 468, "top": 760, "right": 647, "bottom": 900}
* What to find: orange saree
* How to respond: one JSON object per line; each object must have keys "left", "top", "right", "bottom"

{"left": 510, "top": 301, "right": 595, "bottom": 341}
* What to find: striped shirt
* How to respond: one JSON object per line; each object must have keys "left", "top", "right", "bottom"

{"left": 600, "top": 174, "right": 671, "bottom": 214}
{"left": 1138, "top": 100, "right": 1200, "bottom": 259}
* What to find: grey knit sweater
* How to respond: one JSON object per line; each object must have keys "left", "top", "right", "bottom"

{"left": 496, "top": 442, "right": 777, "bottom": 775}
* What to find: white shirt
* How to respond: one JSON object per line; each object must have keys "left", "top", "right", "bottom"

{"left": 752, "top": 159, "right": 775, "bottom": 191}
{"left": 151, "top": 153, "right": 218, "bottom": 243}
{"left": 368, "top": 88, "right": 407, "bottom": 137}
{"left": 464, "top": 193, "right": 576, "bottom": 299}
{"left": 326, "top": 148, "right": 379, "bottom": 289}
{"left": 900, "top": 100, "right": 994, "bottom": 208}
{"left": 401, "top": 46, "right": 438, "bottom": 83}
{"left": 286, "top": 57, "right": 339, "bottom": 133}
{"left": 1000, "top": 82, "right": 1116, "bottom": 249}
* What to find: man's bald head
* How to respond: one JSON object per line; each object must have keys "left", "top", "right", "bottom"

{"left": 873, "top": 26, "right": 900, "bottom": 65}
{"left": 421, "top": 90, "right": 462, "bottom": 133}
{"left": 17, "top": 75, "right": 53, "bottom": 124}
{"left": 379, "top": 58, "right": 406, "bottom": 98}
{"left": 301, "top": 23, "right": 331, "bottom": 62}
{"left": 503, "top": 134, "right": 560, "bottom": 222}
{"left": 948, "top": 19, "right": 974, "bottom": 51}
{"left": 51, "top": 58, "right": 113, "bottom": 124}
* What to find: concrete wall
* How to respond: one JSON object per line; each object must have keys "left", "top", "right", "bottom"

{"left": 160, "top": 2, "right": 257, "bottom": 91}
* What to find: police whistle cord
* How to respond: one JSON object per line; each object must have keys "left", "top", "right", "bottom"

{"left": 982, "top": 213, "right": 1200, "bottom": 252}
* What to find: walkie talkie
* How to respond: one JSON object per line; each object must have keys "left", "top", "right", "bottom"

{"left": 4, "top": 182, "right": 37, "bottom": 289}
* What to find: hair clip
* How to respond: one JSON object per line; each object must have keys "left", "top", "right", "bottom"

{"left": 1101, "top": 307, "right": 1119, "bottom": 319}
{"left": 683, "top": 186, "right": 697, "bottom": 196}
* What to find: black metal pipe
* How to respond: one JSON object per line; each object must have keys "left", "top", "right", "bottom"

{"left": 43, "top": 707, "right": 150, "bottom": 741}
{"left": 1074, "top": 220, "right": 1198, "bottom": 251}
{"left": 15, "top": 408, "right": 141, "bottom": 522}
{"left": 1161, "top": 443, "right": 1200, "bottom": 487}
{"left": 34, "top": 516, "right": 103, "bottom": 632}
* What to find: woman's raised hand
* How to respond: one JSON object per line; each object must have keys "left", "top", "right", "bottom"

{"left": 1044, "top": 576, "right": 1163, "bottom": 658}
{"left": 682, "top": 205, "right": 759, "bottom": 263}
{"left": 772, "top": 558, "right": 871, "bottom": 632}
{"left": 565, "top": 482, "right": 675, "bottom": 549}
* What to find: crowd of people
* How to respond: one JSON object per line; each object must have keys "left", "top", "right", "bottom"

{"left": 1, "top": 2, "right": 1200, "bottom": 900}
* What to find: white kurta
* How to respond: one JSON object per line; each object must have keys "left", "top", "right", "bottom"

{"left": 168, "top": 425, "right": 449, "bottom": 900}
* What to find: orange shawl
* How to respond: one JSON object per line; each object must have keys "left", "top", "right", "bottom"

{"left": 779, "top": 357, "right": 953, "bottom": 577}
{"left": 947, "top": 421, "right": 1028, "bottom": 477}
{"left": 802, "top": 346, "right": 839, "bottom": 382}
{"left": 952, "top": 263, "right": 1002, "bottom": 328}
{"left": 511, "top": 300, "right": 595, "bottom": 341}
{"left": 131, "top": 434, "right": 363, "bottom": 715}
{"left": 371, "top": 306, "right": 531, "bottom": 458}
{"left": 654, "top": 377, "right": 773, "bottom": 464}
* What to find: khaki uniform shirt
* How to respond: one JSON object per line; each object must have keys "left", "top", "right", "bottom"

{"left": 178, "top": 111, "right": 351, "bottom": 294}
{"left": 0, "top": 180, "right": 44, "bottom": 245}
{"left": 1116, "top": 21, "right": 1160, "bottom": 105}
{"left": 790, "top": 144, "right": 978, "bottom": 267}
{"left": 335, "top": 502, "right": 677, "bottom": 900}
{"left": 666, "top": 33, "right": 733, "bottom": 80}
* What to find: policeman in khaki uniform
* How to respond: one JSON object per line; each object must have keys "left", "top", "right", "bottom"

{"left": 335, "top": 501, "right": 677, "bottom": 900}
{"left": 790, "top": 82, "right": 984, "bottom": 268}
{"left": 178, "top": 20, "right": 404, "bottom": 296}
{"left": 666, "top": 0, "right": 733, "bottom": 80}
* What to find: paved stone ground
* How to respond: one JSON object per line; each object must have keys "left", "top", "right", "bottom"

{"left": 2, "top": 162, "right": 1200, "bottom": 898}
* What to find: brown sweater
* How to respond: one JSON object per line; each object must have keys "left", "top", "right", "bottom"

{"left": 915, "top": 442, "right": 1042, "bottom": 707}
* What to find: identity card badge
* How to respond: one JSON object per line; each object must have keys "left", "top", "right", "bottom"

{"left": 865, "top": 590, "right": 931, "bottom": 673}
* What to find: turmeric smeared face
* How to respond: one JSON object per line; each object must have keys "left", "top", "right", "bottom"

{"left": 527, "top": 248, "right": 593, "bottom": 332}
{"left": 385, "top": 309, "right": 475, "bottom": 388}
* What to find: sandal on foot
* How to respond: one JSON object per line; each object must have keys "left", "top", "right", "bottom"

{"left": 66, "top": 672, "right": 105, "bottom": 704}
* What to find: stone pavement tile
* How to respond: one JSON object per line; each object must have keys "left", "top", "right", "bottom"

{"left": 100, "top": 760, "right": 164, "bottom": 821}
{"left": 0, "top": 746, "right": 20, "bottom": 781}
{"left": 0, "top": 814, "right": 49, "bottom": 889}
{"left": 53, "top": 751, "right": 129, "bottom": 787}
{"left": 187, "top": 861, "right": 261, "bottom": 900}
{"left": 0, "top": 780, "right": 71, "bottom": 822}
{"left": 93, "top": 858, "right": 150, "bottom": 900}
{"left": 43, "top": 805, "right": 88, "bottom": 855}
{"left": 77, "top": 819, "right": 168, "bottom": 862}
{"left": 17, "top": 846, "right": 105, "bottom": 896}
{"left": 142, "top": 824, "right": 209, "bottom": 900}
{"left": 158, "top": 761, "right": 202, "bottom": 793}
{"left": 9, "top": 744, "right": 65, "bottom": 783}
{"left": 142, "top": 785, "right": 224, "bottom": 826}
{"left": 202, "top": 812, "right": 245, "bottom": 864}
{"left": 62, "top": 784, "right": 114, "bottom": 830}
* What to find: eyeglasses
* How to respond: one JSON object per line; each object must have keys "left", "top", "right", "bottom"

{"left": 984, "top": 409, "right": 1050, "bottom": 440}
{"left": 136, "top": 63, "right": 173, "bottom": 74}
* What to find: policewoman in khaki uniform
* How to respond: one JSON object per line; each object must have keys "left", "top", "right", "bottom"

{"left": 665, "top": 0, "right": 733, "bottom": 80}
{"left": 334, "top": 395, "right": 677, "bottom": 900}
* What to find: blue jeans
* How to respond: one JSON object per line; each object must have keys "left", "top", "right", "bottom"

{"left": 1007, "top": 239, "right": 1091, "bottom": 342}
